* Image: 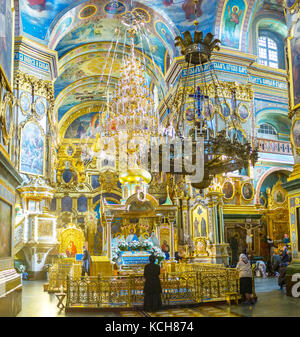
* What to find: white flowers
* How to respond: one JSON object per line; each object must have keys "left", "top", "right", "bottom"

{"left": 128, "top": 240, "right": 142, "bottom": 250}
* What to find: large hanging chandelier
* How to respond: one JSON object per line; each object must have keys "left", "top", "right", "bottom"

{"left": 158, "top": 6, "right": 258, "bottom": 189}
{"left": 100, "top": 29, "right": 160, "bottom": 139}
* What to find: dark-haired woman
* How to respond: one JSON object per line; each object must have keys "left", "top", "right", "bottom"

{"left": 143, "top": 255, "right": 162, "bottom": 312}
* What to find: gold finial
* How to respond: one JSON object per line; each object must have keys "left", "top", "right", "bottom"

{"left": 193, "top": 20, "right": 199, "bottom": 26}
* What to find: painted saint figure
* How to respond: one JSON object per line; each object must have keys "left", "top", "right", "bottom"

{"left": 225, "top": 5, "right": 243, "bottom": 41}
{"left": 66, "top": 241, "right": 77, "bottom": 258}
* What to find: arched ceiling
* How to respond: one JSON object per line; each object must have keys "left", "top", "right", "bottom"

{"left": 18, "top": 0, "right": 287, "bottom": 127}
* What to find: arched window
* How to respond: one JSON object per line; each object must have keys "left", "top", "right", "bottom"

{"left": 258, "top": 35, "right": 279, "bottom": 68}
{"left": 258, "top": 123, "right": 278, "bottom": 139}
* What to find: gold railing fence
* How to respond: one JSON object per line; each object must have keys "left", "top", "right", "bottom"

{"left": 65, "top": 267, "right": 241, "bottom": 308}
{"left": 48, "top": 259, "right": 81, "bottom": 292}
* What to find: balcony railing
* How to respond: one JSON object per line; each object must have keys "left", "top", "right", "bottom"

{"left": 257, "top": 138, "right": 293, "bottom": 155}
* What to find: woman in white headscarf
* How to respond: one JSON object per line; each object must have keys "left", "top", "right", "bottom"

{"left": 236, "top": 253, "right": 255, "bottom": 304}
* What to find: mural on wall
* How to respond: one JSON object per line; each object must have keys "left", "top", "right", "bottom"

{"left": 65, "top": 112, "right": 101, "bottom": 139}
{"left": 288, "top": 18, "right": 300, "bottom": 110}
{"left": 0, "top": 0, "right": 13, "bottom": 87}
{"left": 0, "top": 199, "right": 12, "bottom": 258}
{"left": 20, "top": 122, "right": 44, "bottom": 175}
{"left": 221, "top": 0, "right": 246, "bottom": 49}
{"left": 20, "top": 0, "right": 74, "bottom": 42}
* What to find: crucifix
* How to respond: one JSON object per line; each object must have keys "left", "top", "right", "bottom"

{"left": 189, "top": 86, "right": 209, "bottom": 133}
{"left": 237, "top": 222, "right": 262, "bottom": 253}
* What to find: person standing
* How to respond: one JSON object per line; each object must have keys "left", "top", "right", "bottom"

{"left": 236, "top": 253, "right": 255, "bottom": 305}
{"left": 81, "top": 246, "right": 91, "bottom": 277}
{"left": 281, "top": 246, "right": 291, "bottom": 265}
{"left": 143, "top": 254, "right": 162, "bottom": 312}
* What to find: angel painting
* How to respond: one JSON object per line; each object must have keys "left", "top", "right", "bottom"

{"left": 222, "top": 0, "right": 245, "bottom": 49}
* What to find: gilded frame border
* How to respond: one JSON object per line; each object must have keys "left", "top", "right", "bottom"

{"left": 1, "top": 97, "right": 13, "bottom": 143}
{"left": 218, "top": 100, "right": 232, "bottom": 120}
{"left": 191, "top": 203, "right": 209, "bottom": 240}
{"left": 203, "top": 99, "right": 215, "bottom": 121}
{"left": 78, "top": 4, "right": 98, "bottom": 20}
{"left": 18, "top": 91, "right": 31, "bottom": 115}
{"left": 222, "top": 180, "right": 235, "bottom": 201}
{"left": 285, "top": 0, "right": 298, "bottom": 10}
{"left": 0, "top": 0, "right": 15, "bottom": 93}
{"left": 290, "top": 115, "right": 300, "bottom": 151}
{"left": 287, "top": 13, "right": 300, "bottom": 113}
{"left": 241, "top": 181, "right": 254, "bottom": 202}
{"left": 237, "top": 102, "right": 250, "bottom": 122}
{"left": 33, "top": 97, "right": 46, "bottom": 120}
{"left": 102, "top": 1, "right": 127, "bottom": 16}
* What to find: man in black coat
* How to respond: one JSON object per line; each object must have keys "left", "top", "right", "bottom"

{"left": 143, "top": 254, "right": 162, "bottom": 312}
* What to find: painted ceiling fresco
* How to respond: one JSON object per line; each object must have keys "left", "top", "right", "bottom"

{"left": 20, "top": 0, "right": 217, "bottom": 46}
{"left": 18, "top": 0, "right": 286, "bottom": 131}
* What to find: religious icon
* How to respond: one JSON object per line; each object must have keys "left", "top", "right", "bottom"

{"left": 35, "top": 98, "right": 46, "bottom": 117}
{"left": 292, "top": 119, "right": 300, "bottom": 148}
{"left": 0, "top": 199, "right": 12, "bottom": 258}
{"left": 20, "top": 92, "right": 31, "bottom": 114}
{"left": 238, "top": 104, "right": 249, "bottom": 121}
{"left": 104, "top": 1, "right": 126, "bottom": 15}
{"left": 79, "top": 5, "right": 97, "bottom": 19}
{"left": 201, "top": 218, "right": 207, "bottom": 237}
{"left": 220, "top": 102, "right": 231, "bottom": 118}
{"left": 242, "top": 182, "right": 254, "bottom": 200}
{"left": 203, "top": 101, "right": 215, "bottom": 120}
{"left": 194, "top": 218, "right": 200, "bottom": 237}
{"left": 2, "top": 100, "right": 12, "bottom": 141}
{"left": 273, "top": 190, "right": 285, "bottom": 204}
{"left": 185, "top": 105, "right": 195, "bottom": 122}
{"left": 0, "top": 0, "right": 13, "bottom": 86}
{"left": 259, "top": 194, "right": 267, "bottom": 207}
{"left": 223, "top": 181, "right": 234, "bottom": 200}
{"left": 221, "top": 0, "right": 245, "bottom": 49}
{"left": 288, "top": 19, "right": 300, "bottom": 110}
{"left": 20, "top": 122, "right": 44, "bottom": 176}
{"left": 66, "top": 240, "right": 77, "bottom": 258}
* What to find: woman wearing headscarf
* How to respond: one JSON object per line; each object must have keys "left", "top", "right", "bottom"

{"left": 143, "top": 254, "right": 162, "bottom": 312}
{"left": 236, "top": 253, "right": 255, "bottom": 304}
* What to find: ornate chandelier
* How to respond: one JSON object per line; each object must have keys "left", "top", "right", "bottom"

{"left": 159, "top": 25, "right": 258, "bottom": 189}
{"left": 100, "top": 30, "right": 160, "bottom": 140}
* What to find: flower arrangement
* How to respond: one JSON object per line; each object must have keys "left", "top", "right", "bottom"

{"left": 112, "top": 247, "right": 121, "bottom": 262}
{"left": 151, "top": 246, "right": 165, "bottom": 263}
{"left": 118, "top": 239, "right": 128, "bottom": 251}
{"left": 128, "top": 240, "right": 142, "bottom": 251}
{"left": 141, "top": 239, "right": 153, "bottom": 251}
